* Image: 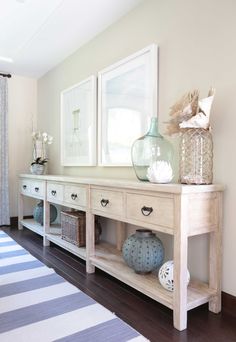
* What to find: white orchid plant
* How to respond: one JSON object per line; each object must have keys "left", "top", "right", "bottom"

{"left": 31, "top": 131, "right": 53, "bottom": 166}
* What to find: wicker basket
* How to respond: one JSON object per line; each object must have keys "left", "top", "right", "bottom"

{"left": 61, "top": 211, "right": 101, "bottom": 247}
{"left": 61, "top": 211, "right": 86, "bottom": 247}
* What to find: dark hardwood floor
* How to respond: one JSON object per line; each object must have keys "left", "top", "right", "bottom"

{"left": 2, "top": 226, "right": 236, "bottom": 342}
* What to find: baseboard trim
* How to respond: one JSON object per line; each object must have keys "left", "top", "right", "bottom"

{"left": 222, "top": 291, "right": 236, "bottom": 317}
{"left": 10, "top": 216, "right": 18, "bottom": 228}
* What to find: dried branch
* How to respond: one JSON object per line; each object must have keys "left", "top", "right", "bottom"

{"left": 166, "top": 88, "right": 215, "bottom": 135}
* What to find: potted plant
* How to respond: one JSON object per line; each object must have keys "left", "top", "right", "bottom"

{"left": 31, "top": 131, "right": 53, "bottom": 175}
{"left": 30, "top": 157, "right": 48, "bottom": 175}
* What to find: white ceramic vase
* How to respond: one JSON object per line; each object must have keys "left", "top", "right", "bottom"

{"left": 30, "top": 164, "right": 45, "bottom": 175}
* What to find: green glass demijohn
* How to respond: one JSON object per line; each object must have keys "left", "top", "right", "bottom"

{"left": 131, "top": 117, "right": 174, "bottom": 182}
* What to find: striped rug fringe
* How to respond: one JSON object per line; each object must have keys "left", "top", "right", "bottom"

{"left": 0, "top": 230, "right": 148, "bottom": 342}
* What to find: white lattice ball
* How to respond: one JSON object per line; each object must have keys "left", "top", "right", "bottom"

{"left": 158, "top": 260, "right": 190, "bottom": 291}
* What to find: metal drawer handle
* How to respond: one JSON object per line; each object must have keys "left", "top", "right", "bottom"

{"left": 23, "top": 185, "right": 27, "bottom": 190}
{"left": 141, "top": 206, "right": 153, "bottom": 216}
{"left": 51, "top": 190, "right": 56, "bottom": 196}
{"left": 35, "top": 187, "right": 39, "bottom": 192}
{"left": 71, "top": 193, "right": 78, "bottom": 200}
{"left": 101, "top": 199, "right": 109, "bottom": 207}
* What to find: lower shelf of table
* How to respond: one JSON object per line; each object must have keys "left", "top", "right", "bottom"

{"left": 20, "top": 219, "right": 86, "bottom": 261}
{"left": 90, "top": 242, "right": 217, "bottom": 311}
{"left": 20, "top": 219, "right": 61, "bottom": 236}
{"left": 20, "top": 219, "right": 217, "bottom": 312}
{"left": 45, "top": 232, "right": 86, "bottom": 260}
{"left": 20, "top": 219, "right": 44, "bottom": 236}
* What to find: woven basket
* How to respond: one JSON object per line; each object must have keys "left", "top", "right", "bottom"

{"left": 61, "top": 211, "right": 86, "bottom": 247}
{"left": 61, "top": 211, "right": 101, "bottom": 247}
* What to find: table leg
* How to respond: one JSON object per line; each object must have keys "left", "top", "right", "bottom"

{"left": 173, "top": 195, "right": 188, "bottom": 331}
{"left": 18, "top": 194, "right": 23, "bottom": 230}
{"left": 86, "top": 212, "right": 95, "bottom": 273}
{"left": 209, "top": 192, "right": 222, "bottom": 313}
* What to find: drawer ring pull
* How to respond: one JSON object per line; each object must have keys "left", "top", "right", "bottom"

{"left": 35, "top": 187, "right": 39, "bottom": 192}
{"left": 51, "top": 190, "right": 56, "bottom": 196}
{"left": 101, "top": 199, "right": 109, "bottom": 207}
{"left": 22, "top": 185, "right": 27, "bottom": 190}
{"left": 71, "top": 193, "right": 78, "bottom": 200}
{"left": 141, "top": 206, "right": 153, "bottom": 216}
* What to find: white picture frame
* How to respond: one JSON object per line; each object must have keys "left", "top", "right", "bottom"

{"left": 98, "top": 44, "right": 158, "bottom": 166}
{"left": 61, "top": 76, "right": 96, "bottom": 166}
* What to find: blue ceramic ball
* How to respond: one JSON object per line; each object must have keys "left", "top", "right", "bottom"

{"left": 33, "top": 201, "right": 57, "bottom": 225}
{"left": 122, "top": 229, "right": 164, "bottom": 274}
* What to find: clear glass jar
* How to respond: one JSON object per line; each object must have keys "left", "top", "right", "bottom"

{"left": 131, "top": 117, "right": 174, "bottom": 182}
{"left": 179, "top": 128, "right": 213, "bottom": 184}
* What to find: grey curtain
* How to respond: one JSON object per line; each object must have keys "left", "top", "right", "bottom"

{"left": 0, "top": 77, "right": 10, "bottom": 225}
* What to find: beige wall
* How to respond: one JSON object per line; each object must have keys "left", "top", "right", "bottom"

{"left": 9, "top": 75, "right": 37, "bottom": 216}
{"left": 38, "top": 0, "right": 236, "bottom": 296}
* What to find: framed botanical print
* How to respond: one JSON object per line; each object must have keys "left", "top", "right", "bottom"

{"left": 61, "top": 76, "right": 96, "bottom": 166}
{"left": 98, "top": 44, "right": 158, "bottom": 166}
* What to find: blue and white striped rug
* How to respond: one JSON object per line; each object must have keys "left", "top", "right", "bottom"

{"left": 0, "top": 230, "right": 148, "bottom": 342}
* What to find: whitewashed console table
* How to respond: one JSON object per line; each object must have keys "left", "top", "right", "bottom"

{"left": 18, "top": 174, "right": 224, "bottom": 331}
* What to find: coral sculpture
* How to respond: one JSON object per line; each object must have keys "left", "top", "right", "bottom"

{"left": 166, "top": 87, "right": 215, "bottom": 135}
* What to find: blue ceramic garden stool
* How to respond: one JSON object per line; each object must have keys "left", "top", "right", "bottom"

{"left": 122, "top": 229, "right": 164, "bottom": 274}
{"left": 33, "top": 200, "right": 57, "bottom": 225}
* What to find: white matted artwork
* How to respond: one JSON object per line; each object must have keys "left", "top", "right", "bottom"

{"left": 98, "top": 44, "right": 158, "bottom": 166}
{"left": 61, "top": 76, "right": 96, "bottom": 166}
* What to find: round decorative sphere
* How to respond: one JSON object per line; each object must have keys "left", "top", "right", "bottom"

{"left": 122, "top": 229, "right": 164, "bottom": 274}
{"left": 158, "top": 260, "right": 190, "bottom": 291}
{"left": 33, "top": 201, "right": 57, "bottom": 225}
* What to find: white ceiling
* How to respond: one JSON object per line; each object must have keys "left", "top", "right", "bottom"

{"left": 0, "top": 0, "right": 142, "bottom": 78}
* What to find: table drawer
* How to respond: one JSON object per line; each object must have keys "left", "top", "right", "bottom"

{"left": 30, "top": 181, "right": 45, "bottom": 198}
{"left": 126, "top": 192, "right": 174, "bottom": 228}
{"left": 91, "top": 188, "right": 124, "bottom": 216}
{"left": 64, "top": 185, "right": 87, "bottom": 207}
{"left": 47, "top": 183, "right": 64, "bottom": 202}
{"left": 19, "top": 179, "right": 31, "bottom": 196}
